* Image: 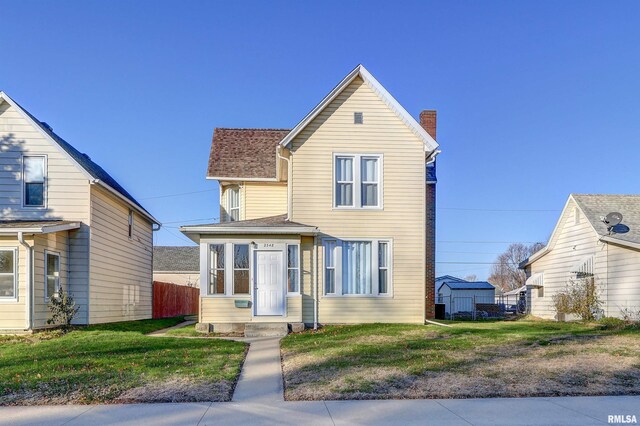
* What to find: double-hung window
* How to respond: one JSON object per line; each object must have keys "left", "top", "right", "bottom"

{"left": 23, "top": 156, "right": 46, "bottom": 207}
{"left": 45, "top": 251, "right": 61, "bottom": 300}
{"left": 287, "top": 244, "right": 300, "bottom": 293}
{"left": 209, "top": 244, "right": 225, "bottom": 295}
{"left": 0, "top": 249, "right": 17, "bottom": 299}
{"left": 324, "top": 239, "right": 391, "bottom": 296}
{"left": 233, "top": 244, "right": 250, "bottom": 294}
{"left": 228, "top": 187, "right": 240, "bottom": 222}
{"left": 334, "top": 154, "right": 381, "bottom": 208}
{"left": 128, "top": 210, "right": 134, "bottom": 239}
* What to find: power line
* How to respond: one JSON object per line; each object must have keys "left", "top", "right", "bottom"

{"left": 438, "top": 207, "right": 559, "bottom": 212}
{"left": 162, "top": 217, "right": 219, "bottom": 225}
{"left": 437, "top": 240, "right": 541, "bottom": 244}
{"left": 140, "top": 189, "right": 216, "bottom": 200}
{"left": 160, "top": 227, "right": 197, "bottom": 245}
{"left": 436, "top": 261, "right": 519, "bottom": 265}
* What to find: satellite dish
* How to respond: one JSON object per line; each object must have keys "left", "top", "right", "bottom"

{"left": 603, "top": 212, "right": 623, "bottom": 227}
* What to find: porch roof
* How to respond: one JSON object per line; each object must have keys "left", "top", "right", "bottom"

{"left": 0, "top": 220, "right": 81, "bottom": 235}
{"left": 180, "top": 214, "right": 318, "bottom": 241}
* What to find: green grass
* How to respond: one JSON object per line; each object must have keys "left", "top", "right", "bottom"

{"left": 281, "top": 320, "right": 640, "bottom": 400}
{"left": 165, "top": 324, "right": 242, "bottom": 338}
{"left": 0, "top": 317, "right": 247, "bottom": 405}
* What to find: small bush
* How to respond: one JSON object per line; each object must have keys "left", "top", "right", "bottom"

{"left": 619, "top": 307, "right": 640, "bottom": 323}
{"left": 47, "top": 287, "right": 80, "bottom": 330}
{"left": 597, "top": 317, "right": 626, "bottom": 330}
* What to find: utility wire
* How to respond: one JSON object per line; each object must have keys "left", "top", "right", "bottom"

{"left": 140, "top": 189, "right": 216, "bottom": 200}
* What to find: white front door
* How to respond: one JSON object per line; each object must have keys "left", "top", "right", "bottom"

{"left": 254, "top": 250, "right": 285, "bottom": 316}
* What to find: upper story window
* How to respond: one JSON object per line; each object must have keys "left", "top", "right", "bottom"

{"left": 334, "top": 154, "right": 382, "bottom": 209}
{"left": 23, "top": 156, "right": 46, "bottom": 207}
{"left": 228, "top": 187, "right": 240, "bottom": 222}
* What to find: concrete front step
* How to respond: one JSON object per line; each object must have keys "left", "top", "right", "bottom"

{"left": 244, "top": 322, "right": 289, "bottom": 337}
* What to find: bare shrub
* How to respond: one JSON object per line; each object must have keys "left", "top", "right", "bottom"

{"left": 552, "top": 276, "right": 602, "bottom": 321}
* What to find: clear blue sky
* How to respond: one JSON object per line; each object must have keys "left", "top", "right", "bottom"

{"left": 2, "top": 1, "right": 639, "bottom": 280}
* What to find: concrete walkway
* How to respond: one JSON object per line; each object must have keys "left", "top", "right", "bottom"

{"left": 232, "top": 337, "right": 284, "bottom": 403}
{"left": 1, "top": 395, "right": 638, "bottom": 425}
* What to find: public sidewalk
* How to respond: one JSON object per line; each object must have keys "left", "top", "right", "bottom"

{"left": 1, "top": 395, "right": 638, "bottom": 425}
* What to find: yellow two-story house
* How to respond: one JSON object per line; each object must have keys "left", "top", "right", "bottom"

{"left": 181, "top": 65, "right": 440, "bottom": 332}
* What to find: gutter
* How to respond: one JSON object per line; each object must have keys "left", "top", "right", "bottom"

{"left": 599, "top": 235, "right": 640, "bottom": 251}
{"left": 276, "top": 147, "right": 292, "bottom": 221}
{"left": 17, "top": 232, "right": 33, "bottom": 331}
{"left": 314, "top": 236, "right": 319, "bottom": 330}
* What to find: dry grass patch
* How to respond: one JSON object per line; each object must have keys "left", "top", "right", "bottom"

{"left": 281, "top": 321, "right": 640, "bottom": 400}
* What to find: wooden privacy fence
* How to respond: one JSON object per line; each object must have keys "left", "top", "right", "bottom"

{"left": 153, "top": 281, "right": 199, "bottom": 319}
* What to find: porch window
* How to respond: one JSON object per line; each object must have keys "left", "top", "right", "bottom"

{"left": 45, "top": 252, "right": 61, "bottom": 300}
{"left": 0, "top": 249, "right": 16, "bottom": 299}
{"left": 324, "top": 239, "right": 391, "bottom": 296}
{"left": 233, "top": 244, "right": 250, "bottom": 294}
{"left": 228, "top": 187, "right": 240, "bottom": 222}
{"left": 23, "top": 156, "right": 46, "bottom": 207}
{"left": 287, "top": 244, "right": 300, "bottom": 293}
{"left": 209, "top": 244, "right": 225, "bottom": 294}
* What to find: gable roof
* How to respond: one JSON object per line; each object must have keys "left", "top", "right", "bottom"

{"left": 153, "top": 246, "right": 199, "bottom": 272}
{"left": 522, "top": 194, "right": 640, "bottom": 267}
{"left": 207, "top": 128, "right": 290, "bottom": 180}
{"left": 0, "top": 92, "right": 159, "bottom": 225}
{"left": 435, "top": 275, "right": 467, "bottom": 283}
{"left": 572, "top": 194, "right": 640, "bottom": 247}
{"left": 439, "top": 281, "right": 496, "bottom": 291}
{"left": 279, "top": 64, "right": 439, "bottom": 154}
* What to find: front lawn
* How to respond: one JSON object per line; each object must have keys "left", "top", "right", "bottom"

{"left": 0, "top": 317, "right": 247, "bottom": 405}
{"left": 281, "top": 320, "right": 640, "bottom": 400}
{"left": 165, "top": 324, "right": 243, "bottom": 338}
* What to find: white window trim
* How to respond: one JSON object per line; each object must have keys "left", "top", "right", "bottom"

{"left": 333, "top": 153, "right": 383, "bottom": 210}
{"left": 44, "top": 250, "right": 61, "bottom": 301}
{"left": 286, "top": 244, "right": 301, "bottom": 295}
{"left": 0, "top": 247, "right": 18, "bottom": 302}
{"left": 21, "top": 155, "right": 47, "bottom": 209}
{"left": 322, "top": 238, "right": 393, "bottom": 298}
{"left": 228, "top": 186, "right": 240, "bottom": 222}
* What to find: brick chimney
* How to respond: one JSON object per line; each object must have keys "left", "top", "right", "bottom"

{"left": 420, "top": 110, "right": 437, "bottom": 320}
{"left": 420, "top": 110, "right": 437, "bottom": 140}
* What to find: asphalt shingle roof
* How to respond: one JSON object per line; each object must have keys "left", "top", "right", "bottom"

{"left": 207, "top": 128, "right": 290, "bottom": 179}
{"left": 0, "top": 220, "right": 78, "bottom": 229}
{"left": 184, "top": 214, "right": 312, "bottom": 228}
{"left": 153, "top": 246, "right": 200, "bottom": 272}
{"left": 572, "top": 194, "right": 640, "bottom": 246}
{"left": 13, "top": 98, "right": 153, "bottom": 219}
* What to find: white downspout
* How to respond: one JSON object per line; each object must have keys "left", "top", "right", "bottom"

{"left": 18, "top": 232, "right": 33, "bottom": 331}
{"left": 276, "top": 147, "right": 292, "bottom": 221}
{"left": 314, "top": 236, "right": 319, "bottom": 330}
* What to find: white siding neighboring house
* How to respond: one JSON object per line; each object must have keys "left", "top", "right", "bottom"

{"left": 153, "top": 246, "right": 200, "bottom": 286}
{"left": 521, "top": 194, "right": 640, "bottom": 320}
{"left": 0, "top": 92, "right": 160, "bottom": 332}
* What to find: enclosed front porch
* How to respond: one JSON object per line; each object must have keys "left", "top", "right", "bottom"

{"left": 180, "top": 215, "right": 318, "bottom": 335}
